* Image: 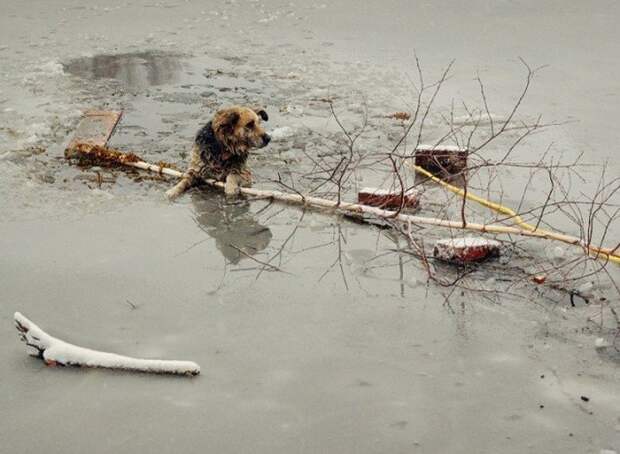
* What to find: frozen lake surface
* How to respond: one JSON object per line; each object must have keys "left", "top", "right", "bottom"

{"left": 1, "top": 1, "right": 619, "bottom": 453}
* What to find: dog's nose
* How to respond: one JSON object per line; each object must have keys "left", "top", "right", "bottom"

{"left": 263, "top": 134, "right": 271, "bottom": 145}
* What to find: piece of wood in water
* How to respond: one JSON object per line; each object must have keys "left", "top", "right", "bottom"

{"left": 65, "top": 110, "right": 122, "bottom": 158}
{"left": 358, "top": 187, "right": 420, "bottom": 210}
{"left": 433, "top": 237, "right": 500, "bottom": 263}
{"left": 414, "top": 145, "right": 468, "bottom": 177}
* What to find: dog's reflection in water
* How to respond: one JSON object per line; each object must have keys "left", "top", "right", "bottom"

{"left": 191, "top": 190, "right": 272, "bottom": 264}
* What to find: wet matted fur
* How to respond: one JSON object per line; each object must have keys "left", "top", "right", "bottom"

{"left": 166, "top": 106, "right": 270, "bottom": 199}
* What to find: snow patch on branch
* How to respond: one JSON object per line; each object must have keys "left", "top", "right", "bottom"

{"left": 14, "top": 312, "right": 200, "bottom": 376}
{"left": 415, "top": 144, "right": 467, "bottom": 152}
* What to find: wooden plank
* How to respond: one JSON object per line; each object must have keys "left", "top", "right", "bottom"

{"left": 65, "top": 110, "right": 122, "bottom": 157}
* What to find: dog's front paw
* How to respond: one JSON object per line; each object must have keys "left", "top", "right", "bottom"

{"left": 166, "top": 187, "right": 181, "bottom": 200}
{"left": 165, "top": 188, "right": 177, "bottom": 200}
{"left": 239, "top": 169, "right": 253, "bottom": 188}
{"left": 224, "top": 181, "right": 240, "bottom": 196}
{"left": 224, "top": 174, "right": 241, "bottom": 196}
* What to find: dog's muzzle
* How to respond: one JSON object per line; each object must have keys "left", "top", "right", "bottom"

{"left": 261, "top": 134, "right": 271, "bottom": 147}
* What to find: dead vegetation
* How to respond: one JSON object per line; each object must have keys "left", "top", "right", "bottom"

{"left": 265, "top": 56, "right": 620, "bottom": 350}
{"left": 66, "top": 143, "right": 142, "bottom": 166}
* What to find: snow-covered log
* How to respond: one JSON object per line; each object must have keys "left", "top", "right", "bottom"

{"left": 14, "top": 312, "right": 200, "bottom": 376}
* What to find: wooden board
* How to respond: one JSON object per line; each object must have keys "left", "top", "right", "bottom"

{"left": 65, "top": 110, "right": 122, "bottom": 158}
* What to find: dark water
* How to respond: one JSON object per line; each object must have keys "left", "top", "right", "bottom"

{"left": 63, "top": 51, "right": 185, "bottom": 88}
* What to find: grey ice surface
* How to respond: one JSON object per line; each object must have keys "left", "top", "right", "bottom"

{"left": 1, "top": 1, "right": 619, "bottom": 453}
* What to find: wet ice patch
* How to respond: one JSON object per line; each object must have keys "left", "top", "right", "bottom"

{"left": 594, "top": 337, "right": 610, "bottom": 348}
{"left": 22, "top": 60, "right": 65, "bottom": 85}
{"left": 280, "top": 105, "right": 304, "bottom": 116}
{"left": 22, "top": 122, "right": 52, "bottom": 145}
{"left": 0, "top": 107, "right": 80, "bottom": 152}
{"left": 39, "top": 60, "right": 65, "bottom": 76}
{"left": 452, "top": 112, "right": 505, "bottom": 126}
{"left": 270, "top": 126, "right": 294, "bottom": 141}
{"left": 258, "top": 14, "right": 279, "bottom": 23}
{"left": 90, "top": 188, "right": 115, "bottom": 200}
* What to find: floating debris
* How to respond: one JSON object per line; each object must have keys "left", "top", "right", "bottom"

{"left": 414, "top": 144, "right": 468, "bottom": 177}
{"left": 358, "top": 187, "right": 420, "bottom": 210}
{"left": 387, "top": 111, "right": 411, "bottom": 121}
{"left": 433, "top": 237, "right": 501, "bottom": 263}
{"left": 66, "top": 142, "right": 142, "bottom": 166}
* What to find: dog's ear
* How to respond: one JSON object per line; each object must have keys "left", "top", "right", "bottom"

{"left": 220, "top": 110, "right": 240, "bottom": 131}
{"left": 254, "top": 108, "right": 268, "bottom": 122}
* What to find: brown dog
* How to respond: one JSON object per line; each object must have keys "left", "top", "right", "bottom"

{"left": 166, "top": 106, "right": 270, "bottom": 199}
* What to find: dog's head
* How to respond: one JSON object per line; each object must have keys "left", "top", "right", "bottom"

{"left": 212, "top": 106, "right": 271, "bottom": 155}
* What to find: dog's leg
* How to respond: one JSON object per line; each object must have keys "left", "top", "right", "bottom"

{"left": 223, "top": 169, "right": 251, "bottom": 196}
{"left": 224, "top": 173, "right": 242, "bottom": 196}
{"left": 166, "top": 145, "right": 202, "bottom": 200}
{"left": 166, "top": 176, "right": 191, "bottom": 200}
{"left": 238, "top": 168, "right": 253, "bottom": 188}
{"left": 166, "top": 172, "right": 197, "bottom": 200}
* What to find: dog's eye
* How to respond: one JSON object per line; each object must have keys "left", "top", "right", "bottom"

{"left": 245, "top": 121, "right": 255, "bottom": 130}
